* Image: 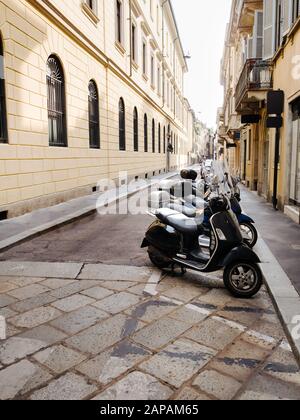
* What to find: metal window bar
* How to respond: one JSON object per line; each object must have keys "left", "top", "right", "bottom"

{"left": 47, "top": 58, "right": 67, "bottom": 147}
{"left": 133, "top": 109, "right": 138, "bottom": 152}
{"left": 89, "top": 82, "right": 100, "bottom": 149}
{"left": 152, "top": 120, "right": 155, "bottom": 153}
{"left": 144, "top": 115, "right": 148, "bottom": 152}
{"left": 119, "top": 99, "right": 126, "bottom": 151}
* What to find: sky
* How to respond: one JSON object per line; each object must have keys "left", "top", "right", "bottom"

{"left": 171, "top": 0, "right": 232, "bottom": 129}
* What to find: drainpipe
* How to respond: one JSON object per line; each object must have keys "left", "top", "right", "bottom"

{"left": 272, "top": 127, "right": 280, "bottom": 210}
{"left": 162, "top": 0, "right": 168, "bottom": 109}
{"left": 129, "top": 0, "right": 133, "bottom": 78}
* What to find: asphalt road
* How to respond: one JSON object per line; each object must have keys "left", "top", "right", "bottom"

{"left": 0, "top": 189, "right": 156, "bottom": 267}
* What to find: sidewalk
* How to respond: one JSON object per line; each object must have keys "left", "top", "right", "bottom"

{"left": 0, "top": 170, "right": 179, "bottom": 252}
{"left": 240, "top": 187, "right": 300, "bottom": 296}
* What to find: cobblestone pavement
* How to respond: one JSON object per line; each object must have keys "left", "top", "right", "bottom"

{"left": 0, "top": 261, "right": 300, "bottom": 400}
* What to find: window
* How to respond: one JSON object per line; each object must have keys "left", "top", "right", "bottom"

{"left": 47, "top": 55, "right": 67, "bottom": 147}
{"left": 152, "top": 119, "right": 155, "bottom": 153}
{"left": 275, "top": 0, "right": 285, "bottom": 50}
{"left": 0, "top": 35, "right": 8, "bottom": 143}
{"left": 144, "top": 114, "right": 148, "bottom": 152}
{"left": 116, "top": 0, "right": 123, "bottom": 45}
{"left": 88, "top": 80, "right": 100, "bottom": 149}
{"left": 131, "top": 23, "right": 137, "bottom": 63}
{"left": 292, "top": 0, "right": 300, "bottom": 22}
{"left": 163, "top": 126, "right": 166, "bottom": 154}
{"left": 158, "top": 123, "right": 161, "bottom": 154}
{"left": 133, "top": 107, "right": 138, "bottom": 152}
{"left": 142, "top": 40, "right": 147, "bottom": 75}
{"left": 151, "top": 55, "right": 155, "bottom": 87}
{"left": 85, "top": 0, "right": 98, "bottom": 14}
{"left": 119, "top": 98, "right": 126, "bottom": 151}
{"left": 157, "top": 65, "right": 161, "bottom": 95}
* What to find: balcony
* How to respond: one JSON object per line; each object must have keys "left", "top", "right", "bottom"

{"left": 235, "top": 59, "right": 273, "bottom": 112}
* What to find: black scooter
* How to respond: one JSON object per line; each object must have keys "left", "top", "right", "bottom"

{"left": 142, "top": 195, "right": 263, "bottom": 298}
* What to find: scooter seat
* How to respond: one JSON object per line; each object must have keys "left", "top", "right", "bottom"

{"left": 156, "top": 208, "right": 203, "bottom": 236}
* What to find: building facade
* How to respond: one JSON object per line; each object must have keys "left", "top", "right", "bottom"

{"left": 0, "top": 0, "right": 194, "bottom": 218}
{"left": 218, "top": 0, "right": 300, "bottom": 222}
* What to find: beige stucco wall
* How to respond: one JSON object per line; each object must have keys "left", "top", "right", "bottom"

{"left": 268, "top": 25, "right": 300, "bottom": 209}
{"left": 0, "top": 0, "right": 192, "bottom": 218}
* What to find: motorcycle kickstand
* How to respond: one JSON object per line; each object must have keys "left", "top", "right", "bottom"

{"left": 170, "top": 264, "right": 186, "bottom": 277}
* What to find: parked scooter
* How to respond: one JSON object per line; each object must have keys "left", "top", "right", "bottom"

{"left": 142, "top": 191, "right": 263, "bottom": 299}
{"left": 151, "top": 168, "right": 258, "bottom": 248}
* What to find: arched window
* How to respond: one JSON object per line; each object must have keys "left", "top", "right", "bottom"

{"left": 152, "top": 119, "right": 155, "bottom": 153}
{"left": 119, "top": 98, "right": 126, "bottom": 151}
{"left": 158, "top": 123, "right": 161, "bottom": 154}
{"left": 88, "top": 80, "right": 100, "bottom": 149}
{"left": 163, "top": 126, "right": 166, "bottom": 154}
{"left": 144, "top": 114, "right": 148, "bottom": 152}
{"left": 133, "top": 107, "right": 138, "bottom": 152}
{"left": 47, "top": 55, "right": 67, "bottom": 147}
{"left": 0, "top": 35, "right": 8, "bottom": 143}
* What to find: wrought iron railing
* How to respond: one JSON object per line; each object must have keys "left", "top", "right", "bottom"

{"left": 235, "top": 59, "right": 273, "bottom": 110}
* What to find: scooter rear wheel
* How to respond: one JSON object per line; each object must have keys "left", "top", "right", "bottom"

{"left": 148, "top": 246, "right": 172, "bottom": 269}
{"left": 224, "top": 261, "right": 263, "bottom": 298}
{"left": 240, "top": 222, "right": 258, "bottom": 248}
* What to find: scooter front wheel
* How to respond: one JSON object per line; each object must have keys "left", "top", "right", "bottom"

{"left": 240, "top": 222, "right": 258, "bottom": 248}
{"left": 224, "top": 261, "right": 263, "bottom": 298}
{"left": 148, "top": 246, "right": 172, "bottom": 269}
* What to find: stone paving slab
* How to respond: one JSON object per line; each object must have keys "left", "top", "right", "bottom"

{"left": 78, "top": 264, "right": 152, "bottom": 282}
{"left": 92, "top": 371, "right": 173, "bottom": 401}
{"left": 132, "top": 317, "right": 191, "bottom": 351}
{"left": 193, "top": 369, "right": 241, "bottom": 400}
{"left": 9, "top": 306, "right": 62, "bottom": 329}
{"left": 92, "top": 292, "right": 140, "bottom": 315}
{"left": 33, "top": 345, "right": 87, "bottom": 374}
{"left": 30, "top": 372, "right": 97, "bottom": 400}
{"left": 184, "top": 317, "right": 242, "bottom": 351}
{"left": 50, "top": 305, "right": 109, "bottom": 335}
{"left": 65, "top": 314, "right": 145, "bottom": 355}
{"left": 0, "top": 360, "right": 53, "bottom": 400}
{"left": 0, "top": 262, "right": 83, "bottom": 279}
{"left": 51, "top": 294, "right": 95, "bottom": 313}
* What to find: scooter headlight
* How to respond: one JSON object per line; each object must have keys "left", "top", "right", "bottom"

{"left": 216, "top": 228, "right": 226, "bottom": 241}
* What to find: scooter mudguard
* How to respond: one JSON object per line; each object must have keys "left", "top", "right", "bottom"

{"left": 238, "top": 213, "right": 255, "bottom": 224}
{"left": 222, "top": 245, "right": 261, "bottom": 267}
{"left": 142, "top": 221, "right": 181, "bottom": 254}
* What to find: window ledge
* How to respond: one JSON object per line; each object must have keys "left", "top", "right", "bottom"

{"left": 115, "top": 41, "right": 126, "bottom": 56}
{"left": 81, "top": 2, "right": 100, "bottom": 25}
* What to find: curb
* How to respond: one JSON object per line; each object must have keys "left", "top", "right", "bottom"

{"left": 256, "top": 236, "right": 300, "bottom": 366}
{"left": 0, "top": 172, "right": 178, "bottom": 253}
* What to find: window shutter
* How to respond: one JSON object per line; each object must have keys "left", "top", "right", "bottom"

{"left": 247, "top": 37, "right": 254, "bottom": 59}
{"left": 253, "top": 11, "right": 264, "bottom": 58}
{"left": 283, "top": 0, "right": 292, "bottom": 34}
{"left": 263, "top": 0, "right": 275, "bottom": 59}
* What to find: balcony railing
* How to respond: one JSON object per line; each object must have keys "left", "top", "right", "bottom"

{"left": 235, "top": 59, "right": 273, "bottom": 110}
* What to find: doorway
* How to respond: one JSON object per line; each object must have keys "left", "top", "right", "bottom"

{"left": 289, "top": 98, "right": 300, "bottom": 206}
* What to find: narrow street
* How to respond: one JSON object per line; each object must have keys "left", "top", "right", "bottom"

{"left": 0, "top": 0, "right": 300, "bottom": 404}
{"left": 0, "top": 186, "right": 300, "bottom": 400}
